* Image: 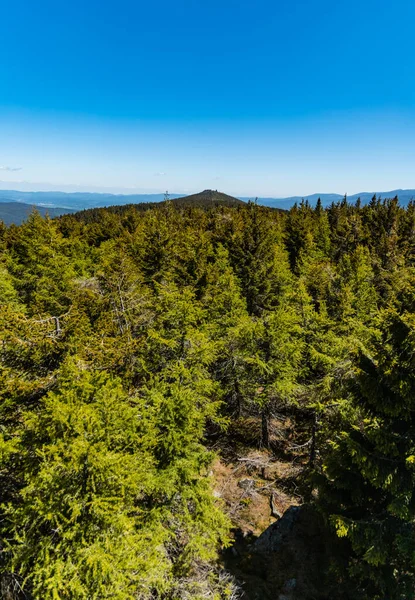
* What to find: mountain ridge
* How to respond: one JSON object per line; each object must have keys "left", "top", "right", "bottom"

{"left": 240, "top": 189, "right": 415, "bottom": 208}
{"left": 174, "top": 189, "right": 245, "bottom": 206}
{"left": 0, "top": 202, "right": 76, "bottom": 226}
{"left": 1, "top": 188, "right": 415, "bottom": 225}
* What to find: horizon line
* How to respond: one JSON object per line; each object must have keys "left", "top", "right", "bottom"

{"left": 0, "top": 182, "right": 414, "bottom": 200}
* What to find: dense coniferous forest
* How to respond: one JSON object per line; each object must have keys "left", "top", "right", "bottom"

{"left": 2, "top": 195, "right": 415, "bottom": 599}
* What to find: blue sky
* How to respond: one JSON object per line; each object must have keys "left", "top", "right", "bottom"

{"left": 1, "top": 0, "right": 415, "bottom": 196}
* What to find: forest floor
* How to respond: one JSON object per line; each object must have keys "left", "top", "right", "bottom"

{"left": 212, "top": 450, "right": 301, "bottom": 536}
{"left": 209, "top": 416, "right": 311, "bottom": 599}
{"left": 210, "top": 415, "right": 308, "bottom": 535}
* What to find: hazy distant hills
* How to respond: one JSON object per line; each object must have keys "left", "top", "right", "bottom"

{"left": 0, "top": 190, "right": 184, "bottom": 211}
{"left": 239, "top": 190, "right": 415, "bottom": 209}
{"left": 0, "top": 202, "right": 75, "bottom": 226}
{"left": 1, "top": 188, "right": 415, "bottom": 225}
{"left": 0, "top": 189, "right": 245, "bottom": 225}
{"left": 242, "top": 193, "right": 345, "bottom": 209}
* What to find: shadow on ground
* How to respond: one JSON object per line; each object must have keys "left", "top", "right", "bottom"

{"left": 221, "top": 505, "right": 351, "bottom": 600}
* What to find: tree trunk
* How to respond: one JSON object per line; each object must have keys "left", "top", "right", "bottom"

{"left": 262, "top": 407, "right": 270, "bottom": 448}
{"left": 309, "top": 412, "right": 318, "bottom": 468}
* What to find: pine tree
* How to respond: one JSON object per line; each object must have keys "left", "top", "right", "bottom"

{"left": 201, "top": 244, "right": 247, "bottom": 336}
{"left": 0, "top": 263, "right": 20, "bottom": 308}
{"left": 335, "top": 245, "right": 379, "bottom": 336}
{"left": 285, "top": 200, "right": 315, "bottom": 271}
{"left": 237, "top": 306, "right": 305, "bottom": 447}
{"left": 1, "top": 361, "right": 169, "bottom": 599}
{"left": 314, "top": 198, "right": 331, "bottom": 257}
{"left": 133, "top": 205, "right": 178, "bottom": 285}
{"left": 227, "top": 202, "right": 290, "bottom": 315}
{"left": 200, "top": 244, "right": 253, "bottom": 418}
{"left": 5, "top": 211, "right": 85, "bottom": 315}
{"left": 141, "top": 279, "right": 231, "bottom": 582}
{"left": 318, "top": 310, "right": 415, "bottom": 599}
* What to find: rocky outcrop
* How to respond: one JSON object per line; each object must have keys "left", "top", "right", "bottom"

{"left": 224, "top": 504, "right": 348, "bottom": 600}
{"left": 252, "top": 504, "right": 330, "bottom": 599}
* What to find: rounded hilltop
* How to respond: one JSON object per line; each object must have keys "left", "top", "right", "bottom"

{"left": 174, "top": 189, "right": 245, "bottom": 207}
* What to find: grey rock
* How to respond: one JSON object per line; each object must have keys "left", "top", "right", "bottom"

{"left": 238, "top": 478, "right": 256, "bottom": 490}
{"left": 254, "top": 506, "right": 301, "bottom": 554}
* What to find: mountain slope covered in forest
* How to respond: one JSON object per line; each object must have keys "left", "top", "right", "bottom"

{"left": 0, "top": 189, "right": 244, "bottom": 224}
{"left": 0, "top": 201, "right": 75, "bottom": 225}
{"left": 1, "top": 188, "right": 415, "bottom": 225}
{"left": 2, "top": 198, "right": 415, "bottom": 599}
{"left": 174, "top": 189, "right": 245, "bottom": 206}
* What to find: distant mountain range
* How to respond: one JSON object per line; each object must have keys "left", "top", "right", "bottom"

{"left": 0, "top": 188, "right": 414, "bottom": 225}
{"left": 240, "top": 190, "right": 415, "bottom": 209}
{"left": 0, "top": 190, "right": 184, "bottom": 211}
{"left": 0, "top": 202, "right": 76, "bottom": 226}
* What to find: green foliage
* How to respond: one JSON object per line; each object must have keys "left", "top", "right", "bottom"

{"left": 2, "top": 195, "right": 415, "bottom": 597}
{"left": 2, "top": 362, "right": 164, "bottom": 599}
{"left": 225, "top": 201, "right": 290, "bottom": 315}
{"left": 5, "top": 212, "right": 87, "bottom": 315}
{"left": 318, "top": 310, "right": 415, "bottom": 598}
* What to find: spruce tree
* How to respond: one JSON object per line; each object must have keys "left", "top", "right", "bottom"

{"left": 318, "top": 310, "right": 415, "bottom": 599}
{"left": 1, "top": 361, "right": 168, "bottom": 599}
{"left": 227, "top": 202, "right": 290, "bottom": 315}
{"left": 201, "top": 244, "right": 254, "bottom": 418}
{"left": 236, "top": 306, "right": 305, "bottom": 447}
{"left": 5, "top": 211, "right": 84, "bottom": 315}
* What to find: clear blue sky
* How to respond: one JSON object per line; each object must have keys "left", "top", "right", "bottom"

{"left": 1, "top": 0, "right": 415, "bottom": 196}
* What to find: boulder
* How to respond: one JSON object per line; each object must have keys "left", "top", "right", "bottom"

{"left": 231, "top": 504, "right": 348, "bottom": 600}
